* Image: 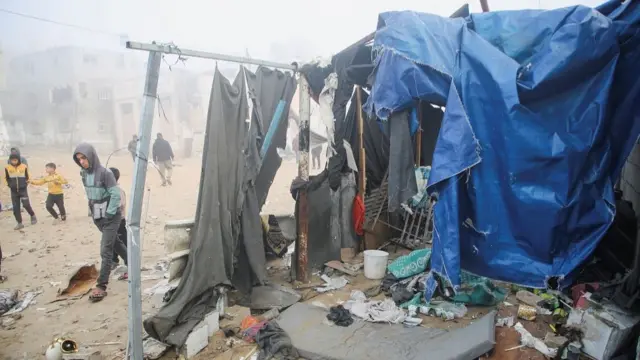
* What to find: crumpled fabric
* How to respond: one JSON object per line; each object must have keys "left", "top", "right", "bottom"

{"left": 315, "top": 275, "right": 348, "bottom": 293}
{"left": 449, "top": 272, "right": 507, "bottom": 306}
{"left": 387, "top": 249, "right": 432, "bottom": 279}
{"left": 0, "top": 289, "right": 18, "bottom": 315}
{"left": 327, "top": 305, "right": 354, "bottom": 327}
{"left": 255, "top": 321, "right": 299, "bottom": 360}
{"left": 345, "top": 290, "right": 406, "bottom": 324}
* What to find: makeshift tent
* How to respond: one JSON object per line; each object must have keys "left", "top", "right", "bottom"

{"left": 363, "top": 1, "right": 640, "bottom": 300}
{"left": 144, "top": 66, "right": 296, "bottom": 347}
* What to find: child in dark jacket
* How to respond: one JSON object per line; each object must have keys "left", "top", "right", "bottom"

{"left": 4, "top": 154, "right": 37, "bottom": 230}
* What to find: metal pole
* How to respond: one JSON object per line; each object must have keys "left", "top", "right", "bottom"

{"left": 355, "top": 86, "right": 366, "bottom": 196}
{"left": 126, "top": 50, "right": 162, "bottom": 360}
{"left": 480, "top": 0, "right": 490, "bottom": 12}
{"left": 296, "top": 75, "right": 311, "bottom": 282}
{"left": 126, "top": 41, "right": 298, "bottom": 71}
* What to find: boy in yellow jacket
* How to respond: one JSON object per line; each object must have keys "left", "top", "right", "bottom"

{"left": 30, "top": 162, "right": 68, "bottom": 222}
{"left": 4, "top": 154, "right": 37, "bottom": 230}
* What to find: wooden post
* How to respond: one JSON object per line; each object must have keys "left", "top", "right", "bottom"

{"left": 296, "top": 76, "right": 311, "bottom": 283}
{"left": 356, "top": 86, "right": 366, "bottom": 196}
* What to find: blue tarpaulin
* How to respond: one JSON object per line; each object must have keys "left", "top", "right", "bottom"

{"left": 364, "top": 1, "right": 640, "bottom": 300}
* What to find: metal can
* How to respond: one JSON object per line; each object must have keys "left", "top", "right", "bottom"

{"left": 517, "top": 304, "right": 537, "bottom": 321}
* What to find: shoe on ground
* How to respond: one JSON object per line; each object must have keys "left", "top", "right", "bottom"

{"left": 167, "top": 180, "right": 172, "bottom": 186}
{"left": 61, "top": 215, "right": 67, "bottom": 221}
{"left": 161, "top": 182, "right": 167, "bottom": 187}
{"left": 30, "top": 216, "right": 37, "bottom": 225}
{"left": 14, "top": 223, "right": 24, "bottom": 230}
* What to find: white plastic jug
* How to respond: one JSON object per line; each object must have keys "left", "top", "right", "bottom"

{"left": 364, "top": 250, "right": 389, "bottom": 280}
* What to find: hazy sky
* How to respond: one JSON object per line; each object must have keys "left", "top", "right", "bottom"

{"left": 0, "top": 0, "right": 603, "bottom": 63}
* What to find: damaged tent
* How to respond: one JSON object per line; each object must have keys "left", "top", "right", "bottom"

{"left": 144, "top": 66, "right": 296, "bottom": 346}
{"left": 360, "top": 0, "right": 640, "bottom": 300}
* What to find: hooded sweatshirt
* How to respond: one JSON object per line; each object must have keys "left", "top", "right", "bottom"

{"left": 4, "top": 154, "right": 29, "bottom": 192}
{"left": 6, "top": 147, "right": 27, "bottom": 165}
{"left": 73, "top": 143, "right": 121, "bottom": 219}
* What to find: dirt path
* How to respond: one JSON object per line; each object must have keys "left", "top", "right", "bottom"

{"left": 0, "top": 148, "right": 300, "bottom": 359}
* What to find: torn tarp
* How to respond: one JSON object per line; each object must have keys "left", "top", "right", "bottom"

{"left": 364, "top": 2, "right": 640, "bottom": 299}
{"left": 145, "top": 65, "right": 294, "bottom": 347}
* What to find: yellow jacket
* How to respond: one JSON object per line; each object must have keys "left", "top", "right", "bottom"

{"left": 4, "top": 163, "right": 29, "bottom": 191}
{"left": 30, "top": 173, "right": 68, "bottom": 195}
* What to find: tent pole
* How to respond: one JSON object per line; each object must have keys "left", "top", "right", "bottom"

{"left": 356, "top": 86, "right": 366, "bottom": 195}
{"left": 415, "top": 101, "right": 422, "bottom": 166}
{"left": 126, "top": 41, "right": 298, "bottom": 71}
{"left": 126, "top": 50, "right": 162, "bottom": 359}
{"left": 480, "top": 0, "right": 490, "bottom": 12}
{"left": 297, "top": 75, "right": 311, "bottom": 282}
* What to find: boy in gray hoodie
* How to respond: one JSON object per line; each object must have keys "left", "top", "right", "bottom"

{"left": 73, "top": 143, "right": 128, "bottom": 302}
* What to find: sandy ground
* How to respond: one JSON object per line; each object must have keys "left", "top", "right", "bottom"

{"left": 0, "top": 147, "right": 545, "bottom": 360}
{"left": 0, "top": 147, "right": 311, "bottom": 359}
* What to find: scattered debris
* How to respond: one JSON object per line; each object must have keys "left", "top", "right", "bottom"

{"left": 56, "top": 264, "right": 98, "bottom": 301}
{"left": 143, "top": 337, "right": 170, "bottom": 360}
{"left": 324, "top": 260, "right": 359, "bottom": 276}
{"left": 3, "top": 290, "right": 42, "bottom": 316}
{"left": 517, "top": 304, "right": 537, "bottom": 321}
{"left": 514, "top": 322, "right": 557, "bottom": 357}
{"left": 0, "top": 289, "right": 18, "bottom": 315}
{"left": 346, "top": 290, "right": 406, "bottom": 324}
{"left": 496, "top": 316, "right": 515, "bottom": 327}
{"left": 515, "top": 290, "right": 543, "bottom": 307}
{"left": 420, "top": 301, "right": 468, "bottom": 321}
{"left": 326, "top": 305, "right": 353, "bottom": 327}
{"left": 315, "top": 275, "right": 349, "bottom": 293}
{"left": 543, "top": 332, "right": 568, "bottom": 349}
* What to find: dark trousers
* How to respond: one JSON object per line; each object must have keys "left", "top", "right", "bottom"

{"left": 45, "top": 194, "right": 66, "bottom": 219}
{"left": 10, "top": 189, "right": 35, "bottom": 224}
{"left": 94, "top": 213, "right": 128, "bottom": 289}
{"left": 113, "top": 219, "right": 128, "bottom": 264}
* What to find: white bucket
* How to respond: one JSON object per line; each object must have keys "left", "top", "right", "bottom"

{"left": 364, "top": 250, "right": 389, "bottom": 280}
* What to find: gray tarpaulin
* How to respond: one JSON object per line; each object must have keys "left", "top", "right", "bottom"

{"left": 246, "top": 67, "right": 297, "bottom": 208}
{"left": 388, "top": 110, "right": 417, "bottom": 212}
{"left": 144, "top": 66, "right": 282, "bottom": 347}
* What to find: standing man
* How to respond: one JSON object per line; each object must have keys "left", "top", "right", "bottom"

{"left": 73, "top": 143, "right": 127, "bottom": 302}
{"left": 311, "top": 144, "right": 323, "bottom": 170}
{"left": 152, "top": 133, "right": 174, "bottom": 186}
{"left": 127, "top": 135, "right": 138, "bottom": 162}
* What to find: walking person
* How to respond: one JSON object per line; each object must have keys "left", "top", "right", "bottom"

{"left": 152, "top": 133, "right": 174, "bottom": 186}
{"left": 109, "top": 167, "right": 129, "bottom": 274}
{"left": 127, "top": 135, "right": 138, "bottom": 162}
{"left": 4, "top": 153, "right": 37, "bottom": 230}
{"left": 311, "top": 144, "right": 323, "bottom": 170}
{"left": 29, "top": 162, "right": 68, "bottom": 223}
{"left": 73, "top": 143, "right": 127, "bottom": 302}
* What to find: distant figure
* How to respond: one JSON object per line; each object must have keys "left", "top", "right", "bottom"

{"left": 5, "top": 153, "right": 37, "bottom": 230}
{"left": 30, "top": 162, "right": 68, "bottom": 223}
{"left": 6, "top": 147, "right": 27, "bottom": 165}
{"left": 311, "top": 145, "right": 323, "bottom": 169}
{"left": 152, "top": 133, "right": 174, "bottom": 186}
{"left": 127, "top": 135, "right": 138, "bottom": 162}
{"left": 73, "top": 143, "right": 127, "bottom": 302}
{"left": 292, "top": 134, "right": 299, "bottom": 162}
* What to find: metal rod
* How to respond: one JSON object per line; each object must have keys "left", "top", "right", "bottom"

{"left": 356, "top": 87, "right": 366, "bottom": 196}
{"left": 415, "top": 101, "right": 422, "bottom": 166}
{"left": 480, "top": 0, "right": 490, "bottom": 12}
{"left": 126, "top": 50, "right": 162, "bottom": 360}
{"left": 296, "top": 75, "right": 311, "bottom": 282}
{"left": 126, "top": 41, "right": 298, "bottom": 71}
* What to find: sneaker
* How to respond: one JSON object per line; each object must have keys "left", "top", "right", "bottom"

{"left": 30, "top": 216, "right": 37, "bottom": 225}
{"left": 61, "top": 215, "right": 67, "bottom": 221}
{"left": 14, "top": 223, "right": 24, "bottom": 230}
{"left": 161, "top": 182, "right": 167, "bottom": 187}
{"left": 167, "top": 179, "right": 172, "bottom": 186}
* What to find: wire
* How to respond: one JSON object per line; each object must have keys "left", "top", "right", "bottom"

{"left": 0, "top": 8, "right": 121, "bottom": 37}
